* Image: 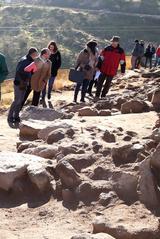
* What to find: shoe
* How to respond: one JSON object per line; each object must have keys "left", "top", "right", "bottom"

{"left": 80, "top": 99, "right": 85, "bottom": 103}
{"left": 14, "top": 117, "right": 21, "bottom": 123}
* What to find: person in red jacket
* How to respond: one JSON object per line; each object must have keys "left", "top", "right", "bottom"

{"left": 155, "top": 45, "right": 160, "bottom": 67}
{"left": 95, "top": 36, "right": 126, "bottom": 99}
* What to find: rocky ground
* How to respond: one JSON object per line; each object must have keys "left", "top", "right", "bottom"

{"left": 0, "top": 67, "right": 160, "bottom": 239}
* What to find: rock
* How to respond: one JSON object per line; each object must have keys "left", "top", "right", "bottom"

{"left": 150, "top": 144, "right": 160, "bottom": 170}
{"left": 111, "top": 144, "right": 144, "bottom": 166}
{"left": 142, "top": 69, "right": 160, "bottom": 78}
{"left": 98, "top": 110, "right": 111, "bottom": 116}
{"left": 19, "top": 120, "right": 48, "bottom": 140}
{"left": 0, "top": 152, "right": 51, "bottom": 192}
{"left": 103, "top": 130, "right": 116, "bottom": 143}
{"left": 93, "top": 203, "right": 160, "bottom": 239}
{"left": 56, "top": 160, "right": 81, "bottom": 188}
{"left": 17, "top": 141, "right": 38, "bottom": 153}
{"left": 138, "top": 157, "right": 160, "bottom": 209}
{"left": 61, "top": 154, "right": 97, "bottom": 173}
{"left": 71, "top": 233, "right": 115, "bottom": 239}
{"left": 123, "top": 135, "right": 132, "bottom": 141}
{"left": 111, "top": 171, "right": 138, "bottom": 204}
{"left": 47, "top": 129, "right": 65, "bottom": 144}
{"left": 76, "top": 180, "right": 112, "bottom": 202}
{"left": 151, "top": 89, "right": 160, "bottom": 109}
{"left": 62, "top": 189, "right": 75, "bottom": 203}
{"left": 151, "top": 128, "right": 160, "bottom": 143}
{"left": 78, "top": 107, "right": 98, "bottom": 116}
{"left": 38, "top": 122, "right": 73, "bottom": 141}
{"left": 27, "top": 165, "right": 52, "bottom": 192}
{"left": 99, "top": 191, "right": 118, "bottom": 206}
{"left": 121, "top": 100, "right": 149, "bottom": 114}
{"left": 95, "top": 100, "right": 113, "bottom": 110}
{"left": 22, "top": 145, "right": 58, "bottom": 159}
{"left": 21, "top": 106, "right": 63, "bottom": 121}
{"left": 58, "top": 145, "right": 85, "bottom": 156}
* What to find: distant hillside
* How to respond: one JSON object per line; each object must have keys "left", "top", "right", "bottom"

{"left": 3, "top": 0, "right": 160, "bottom": 15}
{"left": 0, "top": 4, "right": 160, "bottom": 77}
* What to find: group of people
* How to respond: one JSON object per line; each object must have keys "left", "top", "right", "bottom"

{"left": 0, "top": 36, "right": 160, "bottom": 124}
{"left": 131, "top": 39, "right": 160, "bottom": 69}
{"left": 7, "top": 41, "right": 61, "bottom": 123}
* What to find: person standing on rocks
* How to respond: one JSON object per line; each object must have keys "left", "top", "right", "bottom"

{"left": 74, "top": 40, "right": 98, "bottom": 103}
{"left": 0, "top": 52, "right": 8, "bottom": 101}
{"left": 8, "top": 48, "right": 38, "bottom": 123}
{"left": 95, "top": 36, "right": 126, "bottom": 99}
{"left": 136, "top": 40, "right": 145, "bottom": 68}
{"left": 41, "top": 41, "right": 61, "bottom": 101}
{"left": 24, "top": 48, "right": 52, "bottom": 107}
{"left": 144, "top": 43, "right": 155, "bottom": 69}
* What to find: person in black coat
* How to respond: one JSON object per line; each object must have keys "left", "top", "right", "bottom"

{"left": 8, "top": 48, "right": 38, "bottom": 123}
{"left": 42, "top": 41, "right": 61, "bottom": 100}
{"left": 144, "top": 44, "right": 155, "bottom": 69}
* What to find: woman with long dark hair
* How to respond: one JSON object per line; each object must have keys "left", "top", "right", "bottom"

{"left": 42, "top": 41, "right": 61, "bottom": 100}
{"left": 74, "top": 41, "right": 98, "bottom": 103}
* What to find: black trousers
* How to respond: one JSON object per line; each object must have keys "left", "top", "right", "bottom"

{"left": 32, "top": 91, "right": 41, "bottom": 106}
{"left": 96, "top": 73, "right": 113, "bottom": 98}
{"left": 74, "top": 79, "right": 89, "bottom": 102}
{"left": 21, "top": 84, "right": 41, "bottom": 107}
{"left": 145, "top": 57, "right": 152, "bottom": 69}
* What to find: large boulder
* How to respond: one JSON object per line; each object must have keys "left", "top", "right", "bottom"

{"left": 19, "top": 120, "right": 49, "bottom": 140}
{"left": 95, "top": 100, "right": 113, "bottom": 110}
{"left": 121, "top": 100, "right": 149, "bottom": 114}
{"left": 21, "top": 106, "right": 63, "bottom": 121}
{"left": 111, "top": 144, "right": 144, "bottom": 166}
{"left": 78, "top": 107, "right": 99, "bottom": 116}
{"left": 93, "top": 203, "right": 160, "bottom": 239}
{"left": 0, "top": 152, "right": 52, "bottom": 192}
{"left": 111, "top": 171, "right": 138, "bottom": 204}
{"left": 138, "top": 157, "right": 160, "bottom": 209}
{"left": 71, "top": 233, "right": 115, "bottom": 239}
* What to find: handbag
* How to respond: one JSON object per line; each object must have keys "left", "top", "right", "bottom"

{"left": 69, "top": 68, "right": 84, "bottom": 84}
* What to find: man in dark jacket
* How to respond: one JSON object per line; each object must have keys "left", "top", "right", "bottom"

{"left": 95, "top": 36, "right": 126, "bottom": 99}
{"left": 8, "top": 48, "right": 38, "bottom": 123}
{"left": 0, "top": 53, "right": 8, "bottom": 100}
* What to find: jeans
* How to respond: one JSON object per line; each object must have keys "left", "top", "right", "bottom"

{"left": 74, "top": 79, "right": 90, "bottom": 102}
{"left": 96, "top": 73, "right": 113, "bottom": 98}
{"left": 155, "top": 56, "right": 160, "bottom": 67}
{"left": 21, "top": 83, "right": 32, "bottom": 109}
{"left": 8, "top": 85, "right": 26, "bottom": 119}
{"left": 42, "top": 76, "right": 56, "bottom": 99}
